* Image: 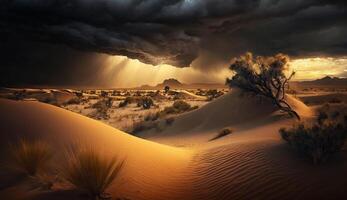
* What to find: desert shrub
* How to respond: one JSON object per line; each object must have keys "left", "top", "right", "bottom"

{"left": 329, "top": 97, "right": 342, "bottom": 104}
{"left": 28, "top": 173, "right": 55, "bottom": 190}
{"left": 10, "top": 90, "right": 26, "bottom": 100}
{"left": 172, "top": 100, "right": 191, "bottom": 112}
{"left": 161, "top": 100, "right": 197, "bottom": 115}
{"left": 144, "top": 112, "right": 160, "bottom": 121}
{"left": 165, "top": 117, "right": 175, "bottom": 125}
{"left": 64, "top": 97, "right": 81, "bottom": 105}
{"left": 91, "top": 98, "right": 113, "bottom": 119}
{"left": 280, "top": 107, "right": 347, "bottom": 164}
{"left": 118, "top": 97, "right": 132, "bottom": 107}
{"left": 206, "top": 89, "right": 224, "bottom": 101}
{"left": 226, "top": 52, "right": 300, "bottom": 120}
{"left": 100, "top": 91, "right": 108, "bottom": 98}
{"left": 137, "top": 97, "right": 154, "bottom": 109}
{"left": 9, "top": 139, "right": 52, "bottom": 176}
{"left": 131, "top": 121, "right": 159, "bottom": 134}
{"left": 62, "top": 147, "right": 124, "bottom": 200}
{"left": 209, "top": 128, "right": 233, "bottom": 141}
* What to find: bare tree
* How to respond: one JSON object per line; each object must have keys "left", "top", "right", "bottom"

{"left": 226, "top": 52, "right": 300, "bottom": 120}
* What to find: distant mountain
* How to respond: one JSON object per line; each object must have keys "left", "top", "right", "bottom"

{"left": 138, "top": 78, "right": 227, "bottom": 90}
{"left": 295, "top": 76, "right": 347, "bottom": 87}
{"left": 157, "top": 78, "right": 184, "bottom": 88}
{"left": 301, "top": 76, "right": 347, "bottom": 85}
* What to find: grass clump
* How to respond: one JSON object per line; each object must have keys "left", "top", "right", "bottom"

{"left": 280, "top": 106, "right": 347, "bottom": 164}
{"left": 137, "top": 97, "right": 154, "bottom": 109}
{"left": 209, "top": 128, "right": 233, "bottom": 141}
{"left": 62, "top": 147, "right": 124, "bottom": 200}
{"left": 162, "top": 100, "right": 198, "bottom": 115}
{"left": 9, "top": 139, "right": 52, "bottom": 176}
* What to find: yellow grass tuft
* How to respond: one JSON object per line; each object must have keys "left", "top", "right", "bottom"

{"left": 9, "top": 139, "right": 52, "bottom": 176}
{"left": 62, "top": 146, "right": 124, "bottom": 200}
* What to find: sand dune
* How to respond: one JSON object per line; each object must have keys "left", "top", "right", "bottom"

{"left": 0, "top": 99, "right": 192, "bottom": 200}
{"left": 298, "top": 92, "right": 347, "bottom": 105}
{"left": 2, "top": 91, "right": 347, "bottom": 200}
{"left": 149, "top": 89, "right": 312, "bottom": 139}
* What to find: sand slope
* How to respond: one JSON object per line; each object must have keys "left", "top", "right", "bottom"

{"left": 0, "top": 99, "right": 192, "bottom": 200}
{"left": 150, "top": 89, "right": 312, "bottom": 138}
{"left": 2, "top": 92, "right": 347, "bottom": 200}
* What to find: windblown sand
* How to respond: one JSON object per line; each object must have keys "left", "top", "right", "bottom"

{"left": 1, "top": 90, "right": 347, "bottom": 200}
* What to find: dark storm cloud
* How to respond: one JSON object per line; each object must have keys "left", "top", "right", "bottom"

{"left": 0, "top": 0, "right": 346, "bottom": 86}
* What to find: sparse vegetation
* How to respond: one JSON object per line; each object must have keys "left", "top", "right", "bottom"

{"left": 137, "top": 97, "right": 154, "bottom": 109}
{"left": 161, "top": 100, "right": 197, "bottom": 115}
{"left": 131, "top": 120, "right": 159, "bottom": 134}
{"left": 209, "top": 128, "right": 233, "bottom": 141}
{"left": 206, "top": 89, "right": 224, "bottom": 101}
{"left": 227, "top": 52, "right": 300, "bottom": 120}
{"left": 280, "top": 105, "right": 347, "bottom": 164}
{"left": 62, "top": 147, "right": 124, "bottom": 200}
{"left": 9, "top": 139, "right": 52, "bottom": 176}
{"left": 90, "top": 98, "right": 113, "bottom": 119}
{"left": 165, "top": 117, "right": 175, "bottom": 125}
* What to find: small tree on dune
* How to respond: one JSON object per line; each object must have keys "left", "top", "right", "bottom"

{"left": 226, "top": 52, "right": 300, "bottom": 120}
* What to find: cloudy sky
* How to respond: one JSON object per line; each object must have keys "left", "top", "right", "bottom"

{"left": 0, "top": 0, "right": 346, "bottom": 87}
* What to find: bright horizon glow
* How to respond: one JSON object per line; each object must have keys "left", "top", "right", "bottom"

{"left": 101, "top": 55, "right": 347, "bottom": 88}
{"left": 290, "top": 57, "right": 347, "bottom": 81}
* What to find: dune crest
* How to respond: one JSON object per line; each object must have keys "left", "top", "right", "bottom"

{"left": 159, "top": 89, "right": 313, "bottom": 135}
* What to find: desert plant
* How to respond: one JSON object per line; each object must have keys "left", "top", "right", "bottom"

{"left": 91, "top": 98, "right": 113, "bottom": 119}
{"left": 9, "top": 139, "right": 52, "bottom": 176}
{"left": 172, "top": 100, "right": 191, "bottom": 112}
{"left": 280, "top": 108, "right": 347, "bottom": 164}
{"left": 209, "top": 128, "right": 233, "bottom": 141}
{"left": 137, "top": 97, "right": 154, "bottom": 109}
{"left": 165, "top": 117, "right": 175, "bottom": 125}
{"left": 164, "top": 86, "right": 170, "bottom": 93}
{"left": 144, "top": 112, "right": 160, "bottom": 121}
{"left": 62, "top": 147, "right": 124, "bottom": 200}
{"left": 226, "top": 52, "right": 300, "bottom": 120}
{"left": 118, "top": 97, "right": 134, "bottom": 108}
{"left": 206, "top": 89, "right": 224, "bottom": 101}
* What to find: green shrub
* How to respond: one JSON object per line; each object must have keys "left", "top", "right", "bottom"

{"left": 62, "top": 147, "right": 124, "bottom": 200}
{"left": 280, "top": 108, "right": 347, "bottom": 164}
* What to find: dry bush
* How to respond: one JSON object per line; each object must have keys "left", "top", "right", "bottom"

{"left": 90, "top": 98, "right": 113, "bottom": 119}
{"left": 131, "top": 120, "right": 159, "bottom": 134}
{"left": 8, "top": 139, "right": 52, "bottom": 176}
{"left": 144, "top": 112, "right": 160, "bottom": 121}
{"left": 62, "top": 146, "right": 124, "bottom": 200}
{"left": 161, "top": 100, "right": 197, "bottom": 115}
{"left": 206, "top": 89, "right": 224, "bottom": 101}
{"left": 209, "top": 128, "right": 233, "bottom": 141}
{"left": 119, "top": 96, "right": 154, "bottom": 109}
{"left": 280, "top": 106, "right": 347, "bottom": 164}
{"left": 227, "top": 52, "right": 300, "bottom": 120}
{"left": 165, "top": 117, "right": 175, "bottom": 125}
{"left": 137, "top": 97, "right": 154, "bottom": 109}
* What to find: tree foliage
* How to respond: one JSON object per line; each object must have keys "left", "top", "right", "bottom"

{"left": 226, "top": 52, "right": 300, "bottom": 120}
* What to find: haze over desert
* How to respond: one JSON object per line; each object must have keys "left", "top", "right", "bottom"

{"left": 1, "top": 1, "right": 347, "bottom": 200}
